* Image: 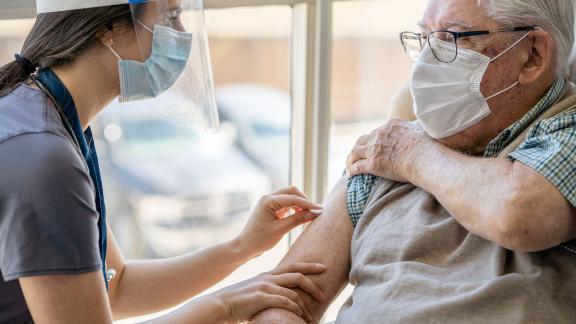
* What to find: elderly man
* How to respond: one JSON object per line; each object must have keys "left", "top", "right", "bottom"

{"left": 252, "top": 0, "right": 576, "bottom": 323}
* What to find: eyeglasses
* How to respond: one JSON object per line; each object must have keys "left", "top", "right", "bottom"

{"left": 400, "top": 26, "right": 537, "bottom": 63}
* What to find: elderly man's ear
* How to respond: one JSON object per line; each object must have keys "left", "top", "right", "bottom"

{"left": 518, "top": 29, "right": 556, "bottom": 85}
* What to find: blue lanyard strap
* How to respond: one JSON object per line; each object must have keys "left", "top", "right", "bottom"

{"left": 35, "top": 69, "right": 109, "bottom": 289}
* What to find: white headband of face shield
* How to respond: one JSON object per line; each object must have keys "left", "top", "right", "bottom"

{"left": 410, "top": 31, "right": 531, "bottom": 139}
{"left": 36, "top": 0, "right": 129, "bottom": 14}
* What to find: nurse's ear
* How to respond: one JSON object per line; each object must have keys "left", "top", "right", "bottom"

{"left": 97, "top": 22, "right": 142, "bottom": 62}
{"left": 97, "top": 28, "right": 115, "bottom": 51}
{"left": 518, "top": 29, "right": 555, "bottom": 85}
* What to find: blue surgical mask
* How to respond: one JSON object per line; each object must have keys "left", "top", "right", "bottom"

{"left": 108, "top": 22, "right": 193, "bottom": 103}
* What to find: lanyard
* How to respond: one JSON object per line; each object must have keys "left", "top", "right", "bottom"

{"left": 33, "top": 69, "right": 110, "bottom": 289}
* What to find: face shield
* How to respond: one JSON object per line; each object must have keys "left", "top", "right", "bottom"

{"left": 121, "top": 0, "right": 220, "bottom": 132}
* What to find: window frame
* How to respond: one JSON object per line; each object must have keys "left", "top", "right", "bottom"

{"left": 0, "top": 0, "right": 325, "bottom": 18}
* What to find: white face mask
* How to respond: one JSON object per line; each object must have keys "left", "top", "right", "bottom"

{"left": 410, "top": 33, "right": 530, "bottom": 139}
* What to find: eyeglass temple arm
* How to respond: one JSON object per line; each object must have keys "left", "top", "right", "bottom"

{"left": 450, "top": 26, "right": 537, "bottom": 39}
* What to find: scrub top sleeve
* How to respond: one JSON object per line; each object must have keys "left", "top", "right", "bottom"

{"left": 0, "top": 133, "right": 102, "bottom": 281}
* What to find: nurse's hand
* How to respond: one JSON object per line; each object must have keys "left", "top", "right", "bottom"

{"left": 236, "top": 186, "right": 323, "bottom": 258}
{"left": 212, "top": 262, "right": 327, "bottom": 323}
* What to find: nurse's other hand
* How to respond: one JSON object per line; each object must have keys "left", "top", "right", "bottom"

{"left": 213, "top": 262, "right": 327, "bottom": 323}
{"left": 236, "top": 186, "right": 323, "bottom": 257}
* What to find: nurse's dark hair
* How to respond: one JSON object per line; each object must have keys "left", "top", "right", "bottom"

{"left": 0, "top": 5, "right": 133, "bottom": 97}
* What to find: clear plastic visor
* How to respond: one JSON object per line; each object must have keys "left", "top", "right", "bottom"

{"left": 126, "top": 0, "right": 220, "bottom": 133}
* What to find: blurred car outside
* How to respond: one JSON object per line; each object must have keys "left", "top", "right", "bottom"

{"left": 216, "top": 84, "right": 291, "bottom": 188}
{"left": 93, "top": 92, "right": 273, "bottom": 258}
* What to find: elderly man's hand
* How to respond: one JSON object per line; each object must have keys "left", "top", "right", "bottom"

{"left": 346, "top": 119, "right": 432, "bottom": 182}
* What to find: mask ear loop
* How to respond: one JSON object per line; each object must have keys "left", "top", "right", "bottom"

{"left": 486, "top": 81, "right": 519, "bottom": 101}
{"left": 136, "top": 20, "right": 154, "bottom": 33}
{"left": 486, "top": 30, "right": 532, "bottom": 100}
{"left": 106, "top": 43, "right": 122, "bottom": 61}
{"left": 106, "top": 21, "right": 153, "bottom": 62}
{"left": 490, "top": 31, "right": 532, "bottom": 63}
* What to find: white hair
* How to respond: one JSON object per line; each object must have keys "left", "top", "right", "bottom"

{"left": 478, "top": 0, "right": 575, "bottom": 78}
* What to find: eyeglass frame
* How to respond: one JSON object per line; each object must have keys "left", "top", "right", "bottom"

{"left": 399, "top": 26, "right": 538, "bottom": 63}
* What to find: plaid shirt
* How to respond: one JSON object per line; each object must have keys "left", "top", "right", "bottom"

{"left": 347, "top": 78, "right": 576, "bottom": 253}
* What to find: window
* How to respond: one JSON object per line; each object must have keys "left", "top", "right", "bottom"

{"left": 322, "top": 1, "right": 425, "bottom": 321}
{"left": 0, "top": 7, "right": 294, "bottom": 321}
{"left": 97, "top": 5, "right": 294, "bottom": 297}
{"left": 328, "top": 0, "right": 426, "bottom": 189}
{"left": 0, "top": 19, "right": 35, "bottom": 62}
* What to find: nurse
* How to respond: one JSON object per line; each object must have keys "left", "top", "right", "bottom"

{"left": 0, "top": 0, "right": 326, "bottom": 323}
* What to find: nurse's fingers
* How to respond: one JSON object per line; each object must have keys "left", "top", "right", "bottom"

{"left": 272, "top": 272, "right": 327, "bottom": 302}
{"left": 272, "top": 186, "right": 309, "bottom": 200}
{"left": 276, "top": 206, "right": 303, "bottom": 218}
{"left": 260, "top": 295, "right": 304, "bottom": 320}
{"left": 277, "top": 210, "right": 320, "bottom": 231}
{"left": 263, "top": 284, "right": 312, "bottom": 322}
{"left": 270, "top": 263, "right": 327, "bottom": 276}
{"left": 266, "top": 195, "right": 323, "bottom": 213}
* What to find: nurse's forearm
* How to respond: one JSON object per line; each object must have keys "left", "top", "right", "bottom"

{"left": 109, "top": 238, "right": 253, "bottom": 319}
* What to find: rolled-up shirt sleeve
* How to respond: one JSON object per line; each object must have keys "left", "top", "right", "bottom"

{"left": 347, "top": 174, "right": 378, "bottom": 227}
{"left": 0, "top": 133, "right": 102, "bottom": 281}
{"left": 508, "top": 112, "right": 576, "bottom": 252}
{"left": 508, "top": 113, "right": 576, "bottom": 207}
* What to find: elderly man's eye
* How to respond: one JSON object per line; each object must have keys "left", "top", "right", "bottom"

{"left": 437, "top": 34, "right": 451, "bottom": 42}
{"left": 457, "top": 36, "right": 476, "bottom": 47}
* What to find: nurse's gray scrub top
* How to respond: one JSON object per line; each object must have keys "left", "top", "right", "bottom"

{"left": 0, "top": 84, "right": 102, "bottom": 323}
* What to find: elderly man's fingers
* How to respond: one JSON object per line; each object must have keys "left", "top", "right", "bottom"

{"left": 348, "top": 160, "right": 371, "bottom": 177}
{"left": 356, "top": 134, "right": 371, "bottom": 146}
{"left": 346, "top": 145, "right": 369, "bottom": 171}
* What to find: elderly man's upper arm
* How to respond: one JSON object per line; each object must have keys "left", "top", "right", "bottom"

{"left": 251, "top": 177, "right": 357, "bottom": 323}
{"left": 508, "top": 110, "right": 576, "bottom": 250}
